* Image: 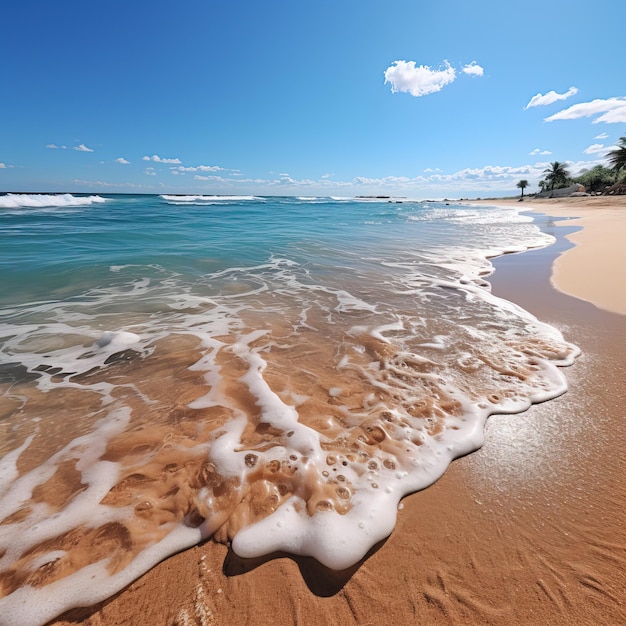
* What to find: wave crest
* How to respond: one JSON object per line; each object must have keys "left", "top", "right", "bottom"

{"left": 0, "top": 194, "right": 107, "bottom": 209}
{"left": 160, "top": 195, "right": 260, "bottom": 203}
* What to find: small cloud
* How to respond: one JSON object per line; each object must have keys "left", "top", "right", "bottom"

{"left": 583, "top": 143, "right": 608, "bottom": 155}
{"left": 74, "top": 144, "right": 94, "bottom": 152}
{"left": 544, "top": 97, "right": 626, "bottom": 124}
{"left": 462, "top": 61, "right": 484, "bottom": 77}
{"left": 594, "top": 132, "right": 609, "bottom": 139}
{"left": 171, "top": 165, "right": 225, "bottom": 172}
{"left": 0, "top": 162, "right": 6, "bottom": 168}
{"left": 143, "top": 154, "right": 182, "bottom": 164}
{"left": 529, "top": 148, "right": 552, "bottom": 156}
{"left": 525, "top": 86, "right": 578, "bottom": 109}
{"left": 384, "top": 60, "right": 456, "bottom": 97}
{"left": 115, "top": 157, "right": 130, "bottom": 164}
{"left": 424, "top": 167, "right": 442, "bottom": 173}
{"left": 321, "top": 173, "right": 333, "bottom": 179}
{"left": 145, "top": 167, "right": 157, "bottom": 176}
{"left": 46, "top": 144, "right": 59, "bottom": 149}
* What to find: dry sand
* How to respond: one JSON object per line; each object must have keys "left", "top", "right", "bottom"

{"left": 51, "top": 196, "right": 626, "bottom": 626}
{"left": 474, "top": 195, "right": 626, "bottom": 315}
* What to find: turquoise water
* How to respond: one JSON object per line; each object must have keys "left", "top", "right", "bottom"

{"left": 1, "top": 193, "right": 547, "bottom": 304}
{"left": 0, "top": 193, "right": 578, "bottom": 626}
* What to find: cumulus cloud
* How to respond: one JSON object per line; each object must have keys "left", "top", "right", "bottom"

{"left": 544, "top": 97, "right": 626, "bottom": 123}
{"left": 583, "top": 143, "right": 609, "bottom": 155}
{"left": 529, "top": 148, "right": 552, "bottom": 156}
{"left": 145, "top": 167, "right": 157, "bottom": 176}
{"left": 384, "top": 60, "right": 456, "bottom": 97}
{"left": 143, "top": 154, "right": 182, "bottom": 164}
{"left": 0, "top": 162, "right": 6, "bottom": 168}
{"left": 525, "top": 86, "right": 578, "bottom": 109}
{"left": 595, "top": 132, "right": 609, "bottom": 139}
{"left": 462, "top": 61, "right": 484, "bottom": 77}
{"left": 115, "top": 157, "right": 130, "bottom": 164}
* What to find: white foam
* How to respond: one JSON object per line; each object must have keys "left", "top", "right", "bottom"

{"left": 0, "top": 199, "right": 581, "bottom": 624}
{"left": 0, "top": 435, "right": 34, "bottom": 498}
{"left": 0, "top": 194, "right": 107, "bottom": 209}
{"left": 160, "top": 195, "right": 259, "bottom": 202}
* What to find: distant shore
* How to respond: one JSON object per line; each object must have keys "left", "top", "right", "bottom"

{"left": 471, "top": 195, "right": 626, "bottom": 316}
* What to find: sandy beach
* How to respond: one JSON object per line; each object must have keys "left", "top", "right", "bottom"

{"left": 474, "top": 195, "right": 626, "bottom": 316}
{"left": 46, "top": 196, "right": 626, "bottom": 626}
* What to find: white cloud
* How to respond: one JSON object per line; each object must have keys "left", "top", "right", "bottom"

{"left": 462, "top": 61, "right": 484, "bottom": 77}
{"left": 583, "top": 143, "right": 609, "bottom": 155}
{"left": 171, "top": 165, "right": 225, "bottom": 172}
{"left": 544, "top": 97, "right": 626, "bottom": 124}
{"left": 145, "top": 167, "right": 157, "bottom": 176}
{"left": 524, "top": 86, "right": 578, "bottom": 109}
{"left": 384, "top": 60, "right": 456, "bottom": 97}
{"left": 594, "top": 107, "right": 626, "bottom": 124}
{"left": 73, "top": 179, "right": 147, "bottom": 188}
{"left": 529, "top": 148, "right": 552, "bottom": 156}
{"left": 115, "top": 157, "right": 130, "bottom": 164}
{"left": 0, "top": 162, "right": 5, "bottom": 168}
{"left": 193, "top": 174, "right": 244, "bottom": 184}
{"left": 47, "top": 143, "right": 93, "bottom": 151}
{"left": 143, "top": 154, "right": 182, "bottom": 164}
{"left": 594, "top": 132, "right": 609, "bottom": 139}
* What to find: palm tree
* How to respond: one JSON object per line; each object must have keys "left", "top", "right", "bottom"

{"left": 516, "top": 179, "right": 529, "bottom": 199}
{"left": 607, "top": 136, "right": 626, "bottom": 173}
{"left": 543, "top": 161, "right": 570, "bottom": 191}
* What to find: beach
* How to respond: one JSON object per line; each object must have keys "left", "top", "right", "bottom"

{"left": 42, "top": 195, "right": 625, "bottom": 626}
{"left": 474, "top": 195, "right": 626, "bottom": 316}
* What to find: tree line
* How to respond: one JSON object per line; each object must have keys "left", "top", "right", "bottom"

{"left": 516, "top": 134, "right": 626, "bottom": 197}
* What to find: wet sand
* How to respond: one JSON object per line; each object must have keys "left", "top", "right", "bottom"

{"left": 474, "top": 195, "right": 626, "bottom": 315}
{"left": 51, "top": 199, "right": 626, "bottom": 626}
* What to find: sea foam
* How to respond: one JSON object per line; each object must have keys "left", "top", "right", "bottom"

{"left": 0, "top": 196, "right": 579, "bottom": 625}
{"left": 0, "top": 194, "right": 107, "bottom": 209}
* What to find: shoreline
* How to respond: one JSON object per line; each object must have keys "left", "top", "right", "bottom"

{"left": 471, "top": 196, "right": 626, "bottom": 316}
{"left": 49, "top": 200, "right": 626, "bottom": 625}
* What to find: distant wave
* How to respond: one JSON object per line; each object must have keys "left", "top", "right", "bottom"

{"left": 0, "top": 193, "right": 107, "bottom": 209}
{"left": 160, "top": 195, "right": 260, "bottom": 203}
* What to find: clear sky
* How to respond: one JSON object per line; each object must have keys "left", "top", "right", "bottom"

{"left": 1, "top": 0, "right": 624, "bottom": 198}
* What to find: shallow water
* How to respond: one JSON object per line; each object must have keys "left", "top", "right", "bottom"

{"left": 0, "top": 194, "right": 578, "bottom": 625}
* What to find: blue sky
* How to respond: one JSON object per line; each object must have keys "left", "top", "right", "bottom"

{"left": 1, "top": 0, "right": 624, "bottom": 198}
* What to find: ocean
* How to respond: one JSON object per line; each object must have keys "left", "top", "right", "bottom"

{"left": 0, "top": 193, "right": 579, "bottom": 625}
